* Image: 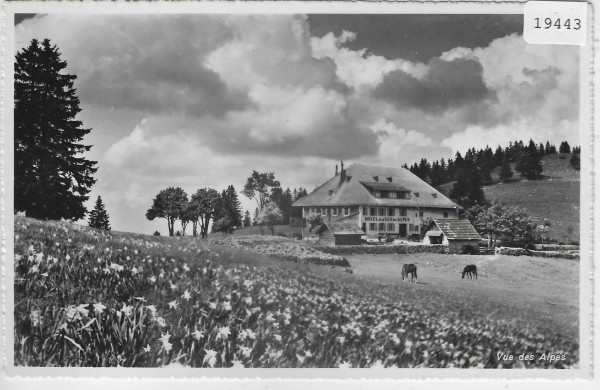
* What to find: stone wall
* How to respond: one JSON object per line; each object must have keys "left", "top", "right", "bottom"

{"left": 316, "top": 244, "right": 447, "bottom": 256}
{"left": 494, "top": 246, "right": 579, "bottom": 259}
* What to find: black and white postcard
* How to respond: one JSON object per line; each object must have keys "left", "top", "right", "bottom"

{"left": 1, "top": 1, "right": 597, "bottom": 389}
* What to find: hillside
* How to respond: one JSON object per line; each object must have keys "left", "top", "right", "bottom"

{"left": 14, "top": 217, "right": 578, "bottom": 367}
{"left": 210, "top": 224, "right": 301, "bottom": 239}
{"left": 439, "top": 154, "right": 580, "bottom": 242}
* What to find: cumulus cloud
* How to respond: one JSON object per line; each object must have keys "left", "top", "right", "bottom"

{"left": 16, "top": 15, "right": 249, "bottom": 117}
{"left": 373, "top": 57, "right": 494, "bottom": 112}
{"left": 15, "top": 15, "right": 580, "bottom": 234}
{"left": 310, "top": 30, "right": 427, "bottom": 90}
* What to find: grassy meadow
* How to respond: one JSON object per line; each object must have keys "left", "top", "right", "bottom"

{"left": 14, "top": 217, "right": 578, "bottom": 368}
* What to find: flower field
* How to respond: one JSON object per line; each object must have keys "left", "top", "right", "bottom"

{"left": 14, "top": 217, "right": 578, "bottom": 368}
{"left": 210, "top": 235, "right": 350, "bottom": 267}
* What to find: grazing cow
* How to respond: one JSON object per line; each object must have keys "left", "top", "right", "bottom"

{"left": 345, "top": 268, "right": 354, "bottom": 274}
{"left": 462, "top": 264, "right": 477, "bottom": 279}
{"left": 402, "top": 264, "right": 417, "bottom": 282}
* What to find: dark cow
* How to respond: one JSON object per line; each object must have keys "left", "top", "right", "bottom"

{"left": 402, "top": 264, "right": 417, "bottom": 282}
{"left": 462, "top": 264, "right": 478, "bottom": 279}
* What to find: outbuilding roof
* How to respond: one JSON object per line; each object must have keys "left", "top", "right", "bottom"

{"left": 316, "top": 222, "right": 365, "bottom": 235}
{"left": 293, "top": 163, "right": 458, "bottom": 208}
{"left": 433, "top": 219, "right": 481, "bottom": 240}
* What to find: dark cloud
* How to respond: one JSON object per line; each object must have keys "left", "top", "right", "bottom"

{"left": 15, "top": 14, "right": 37, "bottom": 26}
{"left": 308, "top": 14, "right": 522, "bottom": 63}
{"left": 373, "top": 57, "right": 494, "bottom": 112}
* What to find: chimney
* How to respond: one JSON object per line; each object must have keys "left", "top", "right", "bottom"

{"left": 341, "top": 161, "right": 344, "bottom": 171}
{"left": 340, "top": 161, "right": 346, "bottom": 183}
{"left": 335, "top": 164, "right": 338, "bottom": 176}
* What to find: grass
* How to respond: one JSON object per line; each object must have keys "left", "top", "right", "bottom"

{"left": 14, "top": 216, "right": 579, "bottom": 368}
{"left": 439, "top": 154, "right": 580, "bottom": 242}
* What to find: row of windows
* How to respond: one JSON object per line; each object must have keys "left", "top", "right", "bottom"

{"left": 363, "top": 207, "right": 408, "bottom": 217}
{"left": 373, "top": 190, "right": 410, "bottom": 199}
{"left": 308, "top": 207, "right": 354, "bottom": 216}
{"left": 307, "top": 207, "right": 449, "bottom": 219}
{"left": 367, "top": 223, "right": 420, "bottom": 232}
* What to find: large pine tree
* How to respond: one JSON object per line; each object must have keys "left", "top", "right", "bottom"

{"left": 15, "top": 39, "right": 97, "bottom": 220}
{"left": 88, "top": 196, "right": 111, "bottom": 230}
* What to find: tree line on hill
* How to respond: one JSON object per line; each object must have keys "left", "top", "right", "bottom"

{"left": 403, "top": 139, "right": 579, "bottom": 210}
{"left": 406, "top": 139, "right": 579, "bottom": 188}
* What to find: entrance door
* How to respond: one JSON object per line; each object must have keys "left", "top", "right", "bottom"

{"left": 399, "top": 224, "right": 407, "bottom": 237}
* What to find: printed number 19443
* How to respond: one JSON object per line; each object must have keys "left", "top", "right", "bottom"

{"left": 534, "top": 17, "right": 581, "bottom": 30}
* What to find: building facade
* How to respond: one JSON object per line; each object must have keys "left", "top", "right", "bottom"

{"left": 293, "top": 163, "right": 460, "bottom": 240}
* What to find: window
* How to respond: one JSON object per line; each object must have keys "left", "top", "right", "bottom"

{"left": 409, "top": 224, "right": 413, "bottom": 231}
{"left": 370, "top": 208, "right": 376, "bottom": 216}
{"left": 432, "top": 193, "right": 438, "bottom": 198}
{"left": 443, "top": 212, "right": 448, "bottom": 218}
{"left": 378, "top": 223, "right": 385, "bottom": 231}
{"left": 388, "top": 208, "right": 395, "bottom": 216}
{"left": 419, "top": 211, "right": 424, "bottom": 218}
{"left": 415, "top": 213, "right": 418, "bottom": 217}
{"left": 332, "top": 208, "right": 338, "bottom": 216}
{"left": 369, "top": 223, "right": 376, "bottom": 231}
{"left": 322, "top": 208, "right": 327, "bottom": 216}
{"left": 381, "top": 191, "right": 388, "bottom": 198}
{"left": 414, "top": 192, "right": 420, "bottom": 198}
{"left": 311, "top": 208, "right": 316, "bottom": 214}
{"left": 378, "top": 208, "right": 385, "bottom": 216}
{"left": 399, "top": 208, "right": 407, "bottom": 217}
{"left": 389, "top": 191, "right": 397, "bottom": 198}
{"left": 374, "top": 191, "right": 381, "bottom": 198}
{"left": 387, "top": 223, "right": 395, "bottom": 231}
{"left": 344, "top": 207, "right": 350, "bottom": 216}
{"left": 363, "top": 207, "right": 369, "bottom": 216}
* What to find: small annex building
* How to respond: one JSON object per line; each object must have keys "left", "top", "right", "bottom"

{"left": 423, "top": 219, "right": 481, "bottom": 253}
{"left": 315, "top": 222, "right": 364, "bottom": 246}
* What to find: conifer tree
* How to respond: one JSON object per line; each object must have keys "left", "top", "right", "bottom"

{"left": 243, "top": 210, "right": 252, "bottom": 227}
{"left": 15, "top": 39, "right": 97, "bottom": 220}
{"left": 499, "top": 155, "right": 514, "bottom": 182}
{"left": 559, "top": 141, "right": 571, "bottom": 154}
{"left": 516, "top": 140, "right": 543, "bottom": 179}
{"left": 449, "top": 161, "right": 485, "bottom": 208}
{"left": 88, "top": 196, "right": 110, "bottom": 230}
{"left": 570, "top": 152, "right": 580, "bottom": 170}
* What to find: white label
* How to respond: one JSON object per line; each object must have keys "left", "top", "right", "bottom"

{"left": 524, "top": 1, "right": 587, "bottom": 45}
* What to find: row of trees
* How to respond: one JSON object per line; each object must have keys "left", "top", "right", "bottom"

{"left": 146, "top": 186, "right": 242, "bottom": 238}
{"left": 145, "top": 171, "right": 310, "bottom": 237}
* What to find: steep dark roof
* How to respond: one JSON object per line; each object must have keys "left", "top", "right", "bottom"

{"left": 434, "top": 219, "right": 481, "bottom": 240}
{"left": 293, "top": 163, "right": 458, "bottom": 208}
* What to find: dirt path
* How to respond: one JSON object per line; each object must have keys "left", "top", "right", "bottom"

{"left": 343, "top": 253, "right": 579, "bottom": 334}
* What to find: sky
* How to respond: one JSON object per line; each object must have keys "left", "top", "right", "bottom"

{"left": 14, "top": 14, "right": 580, "bottom": 235}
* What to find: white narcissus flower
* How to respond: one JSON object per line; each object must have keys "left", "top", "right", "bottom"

{"left": 204, "top": 349, "right": 218, "bottom": 367}
{"left": 169, "top": 282, "right": 177, "bottom": 291}
{"left": 218, "top": 326, "right": 231, "bottom": 340}
{"left": 146, "top": 305, "right": 157, "bottom": 317}
{"left": 230, "top": 360, "right": 245, "bottom": 368}
{"left": 143, "top": 344, "right": 151, "bottom": 353}
{"left": 120, "top": 303, "right": 133, "bottom": 317}
{"left": 192, "top": 329, "right": 204, "bottom": 340}
{"left": 168, "top": 300, "right": 178, "bottom": 309}
{"left": 93, "top": 302, "right": 107, "bottom": 315}
{"left": 159, "top": 332, "right": 172, "bottom": 352}
{"left": 182, "top": 290, "right": 191, "bottom": 301}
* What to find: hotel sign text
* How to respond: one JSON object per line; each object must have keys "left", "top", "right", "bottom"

{"left": 363, "top": 216, "right": 410, "bottom": 222}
